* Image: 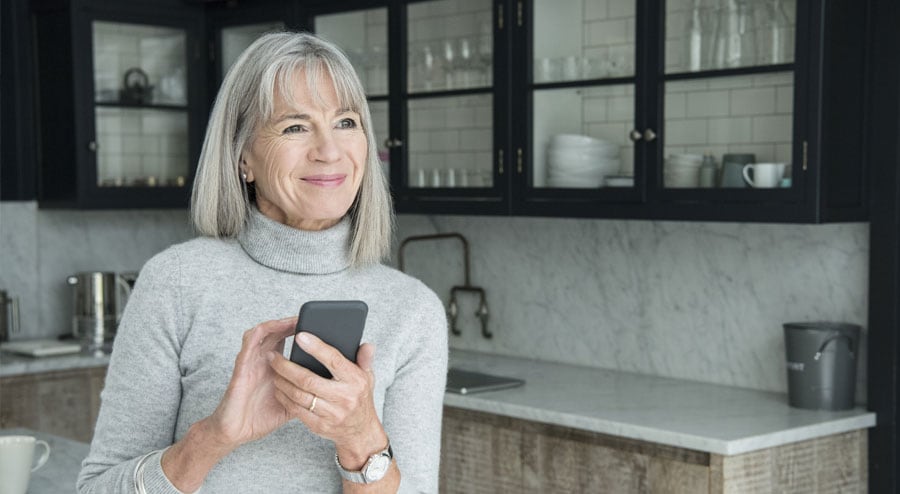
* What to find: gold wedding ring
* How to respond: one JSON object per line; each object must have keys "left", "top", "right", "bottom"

{"left": 309, "top": 395, "right": 318, "bottom": 413}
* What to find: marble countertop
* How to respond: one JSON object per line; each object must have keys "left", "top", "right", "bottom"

{"left": 447, "top": 349, "right": 876, "bottom": 456}
{"left": 2, "top": 348, "right": 876, "bottom": 458}
{"left": 0, "top": 427, "right": 89, "bottom": 493}
{"left": 0, "top": 351, "right": 110, "bottom": 377}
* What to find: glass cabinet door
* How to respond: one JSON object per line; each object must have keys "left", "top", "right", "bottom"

{"left": 529, "top": 0, "right": 637, "bottom": 191}
{"left": 92, "top": 21, "right": 190, "bottom": 188}
{"left": 314, "top": 8, "right": 391, "bottom": 181}
{"left": 220, "top": 22, "right": 285, "bottom": 80}
{"left": 405, "top": 0, "right": 495, "bottom": 191}
{"left": 662, "top": 0, "right": 796, "bottom": 190}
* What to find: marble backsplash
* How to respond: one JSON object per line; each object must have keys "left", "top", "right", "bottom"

{"left": 0, "top": 201, "right": 869, "bottom": 398}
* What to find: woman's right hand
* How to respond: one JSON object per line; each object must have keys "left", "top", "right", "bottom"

{"left": 207, "top": 317, "right": 298, "bottom": 448}
{"left": 162, "top": 317, "right": 298, "bottom": 491}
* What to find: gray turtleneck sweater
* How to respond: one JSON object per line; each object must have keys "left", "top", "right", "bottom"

{"left": 77, "top": 211, "right": 448, "bottom": 493}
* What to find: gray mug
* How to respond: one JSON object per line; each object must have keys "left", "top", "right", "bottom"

{"left": 720, "top": 153, "right": 755, "bottom": 188}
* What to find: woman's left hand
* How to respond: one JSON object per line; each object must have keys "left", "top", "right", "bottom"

{"left": 269, "top": 332, "right": 387, "bottom": 466}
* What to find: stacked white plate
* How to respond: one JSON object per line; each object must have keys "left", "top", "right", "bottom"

{"left": 546, "top": 134, "right": 621, "bottom": 188}
{"left": 664, "top": 153, "right": 702, "bottom": 187}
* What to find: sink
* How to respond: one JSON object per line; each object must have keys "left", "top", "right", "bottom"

{"left": 446, "top": 367, "right": 525, "bottom": 395}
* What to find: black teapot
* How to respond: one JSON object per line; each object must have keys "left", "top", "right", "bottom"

{"left": 119, "top": 67, "right": 154, "bottom": 104}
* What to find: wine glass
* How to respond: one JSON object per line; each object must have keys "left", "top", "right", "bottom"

{"left": 442, "top": 39, "right": 455, "bottom": 90}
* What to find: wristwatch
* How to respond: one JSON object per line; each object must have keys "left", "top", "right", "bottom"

{"left": 335, "top": 442, "right": 393, "bottom": 484}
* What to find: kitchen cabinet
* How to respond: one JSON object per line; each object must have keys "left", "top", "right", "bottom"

{"left": 0, "top": 366, "right": 106, "bottom": 443}
{"left": 440, "top": 407, "right": 868, "bottom": 493}
{"left": 31, "top": 0, "right": 205, "bottom": 209}
{"left": 322, "top": 0, "right": 866, "bottom": 222}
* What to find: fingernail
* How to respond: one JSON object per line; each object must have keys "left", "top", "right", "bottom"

{"left": 297, "top": 332, "right": 312, "bottom": 346}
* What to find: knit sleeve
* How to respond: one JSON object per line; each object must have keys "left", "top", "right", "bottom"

{"left": 382, "top": 287, "right": 448, "bottom": 494}
{"left": 77, "top": 249, "right": 188, "bottom": 494}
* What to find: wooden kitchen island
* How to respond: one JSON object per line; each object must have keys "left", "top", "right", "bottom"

{"left": 441, "top": 350, "right": 875, "bottom": 494}
{"left": 1, "top": 350, "right": 874, "bottom": 493}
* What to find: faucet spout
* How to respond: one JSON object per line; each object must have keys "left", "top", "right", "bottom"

{"left": 398, "top": 233, "right": 491, "bottom": 339}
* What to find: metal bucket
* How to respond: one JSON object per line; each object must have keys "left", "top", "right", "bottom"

{"left": 783, "top": 322, "right": 861, "bottom": 410}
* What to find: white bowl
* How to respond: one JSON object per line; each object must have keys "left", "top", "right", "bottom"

{"left": 550, "top": 133, "right": 607, "bottom": 148}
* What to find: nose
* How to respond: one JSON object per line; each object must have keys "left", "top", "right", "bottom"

{"left": 309, "top": 128, "right": 341, "bottom": 163}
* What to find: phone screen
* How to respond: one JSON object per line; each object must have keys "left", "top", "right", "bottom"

{"left": 288, "top": 300, "right": 368, "bottom": 378}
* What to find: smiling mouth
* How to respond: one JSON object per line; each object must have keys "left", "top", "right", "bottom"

{"left": 301, "top": 174, "right": 347, "bottom": 187}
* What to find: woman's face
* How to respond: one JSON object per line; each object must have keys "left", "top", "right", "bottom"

{"left": 242, "top": 69, "right": 367, "bottom": 231}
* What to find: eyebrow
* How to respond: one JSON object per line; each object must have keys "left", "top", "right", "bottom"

{"left": 273, "top": 108, "right": 357, "bottom": 124}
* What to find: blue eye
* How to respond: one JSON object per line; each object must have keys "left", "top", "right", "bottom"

{"left": 337, "top": 118, "right": 358, "bottom": 129}
{"left": 283, "top": 124, "right": 305, "bottom": 134}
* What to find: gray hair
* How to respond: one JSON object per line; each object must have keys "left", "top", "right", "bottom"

{"left": 190, "top": 31, "right": 394, "bottom": 267}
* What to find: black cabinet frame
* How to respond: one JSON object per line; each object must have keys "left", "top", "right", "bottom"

{"left": 31, "top": 0, "right": 206, "bottom": 209}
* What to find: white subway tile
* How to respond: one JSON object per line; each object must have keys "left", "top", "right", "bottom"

{"left": 586, "top": 122, "right": 630, "bottom": 144}
{"left": 461, "top": 129, "right": 492, "bottom": 151}
{"left": 583, "top": 98, "right": 609, "bottom": 122}
{"left": 365, "top": 8, "right": 387, "bottom": 24}
{"left": 430, "top": 129, "right": 460, "bottom": 151}
{"left": 776, "top": 86, "right": 794, "bottom": 114}
{"left": 731, "top": 87, "right": 776, "bottom": 116}
{"left": 708, "top": 75, "right": 754, "bottom": 90}
{"left": 752, "top": 115, "right": 792, "bottom": 143}
{"left": 753, "top": 72, "right": 793, "bottom": 86}
{"left": 665, "top": 39, "right": 684, "bottom": 72}
{"left": 665, "top": 119, "right": 708, "bottom": 146}
{"left": 665, "top": 92, "right": 687, "bottom": 119}
{"left": 686, "top": 90, "right": 730, "bottom": 117}
{"left": 607, "top": 95, "right": 633, "bottom": 122}
{"left": 608, "top": 0, "right": 635, "bottom": 18}
{"left": 586, "top": 19, "right": 628, "bottom": 46}
{"left": 707, "top": 117, "right": 752, "bottom": 144}
{"left": 409, "top": 131, "right": 430, "bottom": 152}
{"left": 666, "top": 79, "right": 709, "bottom": 93}
{"left": 584, "top": 0, "right": 609, "bottom": 21}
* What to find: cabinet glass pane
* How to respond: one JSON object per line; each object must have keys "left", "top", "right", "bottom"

{"left": 95, "top": 107, "right": 189, "bottom": 187}
{"left": 408, "top": 94, "right": 493, "bottom": 188}
{"left": 662, "top": 72, "right": 793, "bottom": 188}
{"left": 533, "top": 0, "right": 635, "bottom": 83}
{"left": 533, "top": 86, "right": 634, "bottom": 188}
{"left": 93, "top": 21, "right": 186, "bottom": 105}
{"left": 369, "top": 100, "right": 390, "bottom": 182}
{"left": 316, "top": 10, "right": 388, "bottom": 96}
{"left": 221, "top": 22, "right": 285, "bottom": 79}
{"left": 407, "top": 0, "right": 493, "bottom": 92}
{"left": 665, "top": 0, "right": 796, "bottom": 74}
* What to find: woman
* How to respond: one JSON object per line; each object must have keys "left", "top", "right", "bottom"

{"left": 77, "top": 32, "right": 448, "bottom": 493}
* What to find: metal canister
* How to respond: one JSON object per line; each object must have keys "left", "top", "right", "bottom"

{"left": 0, "top": 289, "right": 20, "bottom": 342}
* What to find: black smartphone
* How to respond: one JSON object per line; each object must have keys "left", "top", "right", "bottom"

{"left": 289, "top": 300, "right": 368, "bottom": 379}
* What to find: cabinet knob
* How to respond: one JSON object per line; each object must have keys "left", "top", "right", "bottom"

{"left": 88, "top": 141, "right": 98, "bottom": 152}
{"left": 629, "top": 129, "right": 643, "bottom": 142}
{"left": 383, "top": 138, "right": 403, "bottom": 148}
{"left": 629, "top": 129, "right": 657, "bottom": 142}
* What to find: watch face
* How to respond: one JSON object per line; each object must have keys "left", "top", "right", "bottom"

{"left": 364, "top": 455, "right": 391, "bottom": 481}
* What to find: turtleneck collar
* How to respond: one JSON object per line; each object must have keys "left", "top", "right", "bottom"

{"left": 238, "top": 207, "right": 352, "bottom": 275}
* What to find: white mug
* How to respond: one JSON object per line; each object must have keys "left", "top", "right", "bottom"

{"left": 0, "top": 435, "right": 51, "bottom": 494}
{"left": 742, "top": 162, "right": 786, "bottom": 188}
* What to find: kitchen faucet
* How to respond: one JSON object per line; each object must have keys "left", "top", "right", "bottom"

{"left": 397, "top": 233, "right": 492, "bottom": 339}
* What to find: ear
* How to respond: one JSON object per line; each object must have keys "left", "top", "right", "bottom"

{"left": 240, "top": 157, "right": 255, "bottom": 183}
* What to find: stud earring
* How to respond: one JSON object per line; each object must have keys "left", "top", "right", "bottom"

{"left": 241, "top": 171, "right": 248, "bottom": 182}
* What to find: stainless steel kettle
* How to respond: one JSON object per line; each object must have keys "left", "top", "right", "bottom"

{"left": 66, "top": 272, "right": 133, "bottom": 353}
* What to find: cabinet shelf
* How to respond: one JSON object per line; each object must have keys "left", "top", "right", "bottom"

{"left": 94, "top": 101, "right": 188, "bottom": 112}
{"left": 664, "top": 63, "right": 796, "bottom": 81}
